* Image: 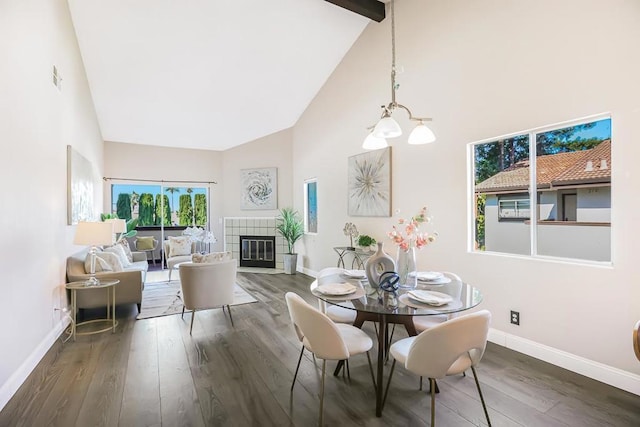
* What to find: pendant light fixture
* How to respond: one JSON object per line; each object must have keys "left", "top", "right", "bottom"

{"left": 363, "top": 0, "right": 436, "bottom": 149}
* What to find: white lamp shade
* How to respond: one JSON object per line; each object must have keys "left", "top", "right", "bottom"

{"left": 106, "top": 218, "right": 126, "bottom": 233}
{"left": 362, "top": 132, "right": 388, "bottom": 150}
{"left": 408, "top": 122, "right": 436, "bottom": 145}
{"left": 373, "top": 116, "right": 402, "bottom": 138}
{"left": 74, "top": 221, "right": 114, "bottom": 246}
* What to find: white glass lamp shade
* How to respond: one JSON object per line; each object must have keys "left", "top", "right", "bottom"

{"left": 105, "top": 218, "right": 126, "bottom": 233}
{"left": 74, "top": 221, "right": 114, "bottom": 246}
{"left": 362, "top": 132, "right": 388, "bottom": 150}
{"left": 408, "top": 122, "right": 436, "bottom": 145}
{"left": 373, "top": 116, "right": 402, "bottom": 138}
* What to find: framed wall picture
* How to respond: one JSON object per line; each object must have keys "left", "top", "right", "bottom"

{"left": 67, "top": 145, "right": 95, "bottom": 225}
{"left": 240, "top": 167, "right": 278, "bottom": 210}
{"left": 304, "top": 178, "right": 318, "bottom": 234}
{"left": 348, "top": 147, "right": 391, "bottom": 217}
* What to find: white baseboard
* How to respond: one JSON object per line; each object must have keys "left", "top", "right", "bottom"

{"left": 0, "top": 317, "right": 70, "bottom": 412}
{"left": 300, "top": 266, "right": 317, "bottom": 277}
{"left": 488, "top": 328, "right": 640, "bottom": 396}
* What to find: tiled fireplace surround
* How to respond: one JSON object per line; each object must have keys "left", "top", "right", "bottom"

{"left": 224, "top": 217, "right": 284, "bottom": 270}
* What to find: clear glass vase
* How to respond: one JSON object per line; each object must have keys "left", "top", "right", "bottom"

{"left": 396, "top": 246, "right": 417, "bottom": 289}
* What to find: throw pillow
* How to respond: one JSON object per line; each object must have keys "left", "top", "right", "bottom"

{"left": 104, "top": 244, "right": 132, "bottom": 268}
{"left": 192, "top": 251, "right": 232, "bottom": 263}
{"left": 118, "top": 239, "right": 134, "bottom": 262}
{"left": 136, "top": 236, "right": 155, "bottom": 250}
{"left": 96, "top": 252, "right": 124, "bottom": 272}
{"left": 84, "top": 254, "right": 112, "bottom": 273}
{"left": 168, "top": 236, "right": 192, "bottom": 258}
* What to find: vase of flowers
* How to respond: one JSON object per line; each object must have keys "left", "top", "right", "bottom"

{"left": 388, "top": 207, "right": 437, "bottom": 289}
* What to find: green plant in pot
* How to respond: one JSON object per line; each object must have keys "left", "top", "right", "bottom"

{"left": 100, "top": 213, "right": 139, "bottom": 243}
{"left": 276, "top": 207, "right": 304, "bottom": 274}
{"left": 357, "top": 234, "right": 376, "bottom": 251}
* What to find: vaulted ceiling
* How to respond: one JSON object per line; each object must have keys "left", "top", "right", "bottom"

{"left": 67, "top": 0, "right": 375, "bottom": 151}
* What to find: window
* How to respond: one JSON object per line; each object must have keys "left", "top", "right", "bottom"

{"left": 110, "top": 183, "right": 209, "bottom": 227}
{"left": 304, "top": 178, "right": 318, "bottom": 234}
{"left": 471, "top": 116, "right": 611, "bottom": 263}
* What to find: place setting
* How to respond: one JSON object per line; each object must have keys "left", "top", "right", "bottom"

{"left": 399, "top": 289, "right": 462, "bottom": 310}
{"left": 409, "top": 271, "right": 452, "bottom": 286}
{"left": 341, "top": 269, "right": 367, "bottom": 279}
{"left": 314, "top": 281, "right": 365, "bottom": 300}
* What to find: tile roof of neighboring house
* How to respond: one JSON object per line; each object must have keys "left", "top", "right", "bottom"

{"left": 475, "top": 139, "right": 611, "bottom": 193}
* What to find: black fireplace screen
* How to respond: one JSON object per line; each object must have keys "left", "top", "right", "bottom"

{"left": 239, "top": 235, "right": 276, "bottom": 268}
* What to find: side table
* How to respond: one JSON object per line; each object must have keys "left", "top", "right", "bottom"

{"left": 65, "top": 279, "right": 119, "bottom": 341}
{"left": 333, "top": 246, "right": 373, "bottom": 269}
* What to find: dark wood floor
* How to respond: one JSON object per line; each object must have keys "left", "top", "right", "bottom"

{"left": 2, "top": 272, "right": 639, "bottom": 426}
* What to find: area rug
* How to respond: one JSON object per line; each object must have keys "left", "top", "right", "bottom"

{"left": 136, "top": 281, "right": 258, "bottom": 320}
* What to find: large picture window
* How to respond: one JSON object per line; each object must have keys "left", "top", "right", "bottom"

{"left": 471, "top": 116, "right": 611, "bottom": 263}
{"left": 110, "top": 183, "right": 209, "bottom": 228}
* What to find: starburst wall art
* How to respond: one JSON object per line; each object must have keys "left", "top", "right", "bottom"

{"left": 348, "top": 147, "right": 391, "bottom": 217}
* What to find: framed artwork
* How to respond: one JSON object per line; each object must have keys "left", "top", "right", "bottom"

{"left": 240, "top": 167, "right": 278, "bottom": 210}
{"left": 348, "top": 147, "right": 391, "bottom": 217}
{"left": 67, "top": 145, "right": 95, "bottom": 224}
{"left": 304, "top": 178, "right": 318, "bottom": 234}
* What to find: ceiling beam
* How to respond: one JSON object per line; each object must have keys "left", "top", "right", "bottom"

{"left": 325, "top": 0, "right": 386, "bottom": 22}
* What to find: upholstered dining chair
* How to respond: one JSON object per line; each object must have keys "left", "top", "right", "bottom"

{"left": 316, "top": 267, "right": 357, "bottom": 324}
{"left": 383, "top": 310, "right": 492, "bottom": 426}
{"left": 412, "top": 271, "right": 463, "bottom": 334}
{"left": 179, "top": 259, "right": 236, "bottom": 335}
{"left": 285, "top": 292, "right": 376, "bottom": 426}
{"left": 634, "top": 320, "right": 640, "bottom": 362}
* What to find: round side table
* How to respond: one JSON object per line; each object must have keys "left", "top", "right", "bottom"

{"left": 65, "top": 279, "right": 120, "bottom": 341}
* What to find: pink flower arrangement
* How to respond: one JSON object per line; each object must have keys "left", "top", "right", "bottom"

{"left": 388, "top": 207, "right": 437, "bottom": 252}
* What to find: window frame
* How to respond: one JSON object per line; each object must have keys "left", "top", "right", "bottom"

{"left": 468, "top": 113, "right": 612, "bottom": 265}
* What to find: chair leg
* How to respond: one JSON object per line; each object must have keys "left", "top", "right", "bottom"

{"left": 382, "top": 359, "right": 396, "bottom": 410}
{"left": 181, "top": 305, "right": 185, "bottom": 319}
{"left": 346, "top": 359, "right": 350, "bottom": 380}
{"left": 189, "top": 310, "right": 196, "bottom": 335}
{"left": 366, "top": 352, "right": 376, "bottom": 392}
{"left": 471, "top": 366, "right": 491, "bottom": 426}
{"left": 430, "top": 378, "right": 436, "bottom": 426}
{"left": 420, "top": 376, "right": 423, "bottom": 391}
{"left": 226, "top": 305, "right": 234, "bottom": 327}
{"left": 319, "top": 359, "right": 326, "bottom": 427}
{"left": 291, "top": 345, "right": 305, "bottom": 391}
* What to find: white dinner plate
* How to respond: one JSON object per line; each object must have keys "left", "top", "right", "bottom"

{"left": 317, "top": 282, "right": 358, "bottom": 296}
{"left": 417, "top": 276, "right": 452, "bottom": 285}
{"left": 409, "top": 271, "right": 444, "bottom": 281}
{"left": 343, "top": 269, "right": 366, "bottom": 279}
{"left": 407, "top": 290, "right": 453, "bottom": 306}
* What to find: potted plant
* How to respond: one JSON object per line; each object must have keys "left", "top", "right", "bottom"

{"left": 276, "top": 207, "right": 304, "bottom": 274}
{"left": 357, "top": 234, "right": 376, "bottom": 251}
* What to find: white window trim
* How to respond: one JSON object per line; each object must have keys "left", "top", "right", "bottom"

{"left": 467, "top": 112, "right": 612, "bottom": 265}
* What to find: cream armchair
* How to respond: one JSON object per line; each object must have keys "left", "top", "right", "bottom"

{"left": 179, "top": 259, "right": 237, "bottom": 334}
{"left": 163, "top": 239, "right": 197, "bottom": 281}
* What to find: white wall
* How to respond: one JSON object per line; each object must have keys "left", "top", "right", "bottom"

{"left": 0, "top": 0, "right": 104, "bottom": 408}
{"left": 221, "top": 128, "right": 293, "bottom": 217}
{"left": 103, "top": 141, "right": 225, "bottom": 251}
{"left": 292, "top": 0, "right": 640, "bottom": 391}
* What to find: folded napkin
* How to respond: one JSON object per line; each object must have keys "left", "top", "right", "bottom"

{"left": 407, "top": 290, "right": 452, "bottom": 306}
{"left": 344, "top": 269, "right": 366, "bottom": 278}
{"left": 318, "top": 282, "right": 357, "bottom": 295}
{"left": 410, "top": 271, "right": 445, "bottom": 281}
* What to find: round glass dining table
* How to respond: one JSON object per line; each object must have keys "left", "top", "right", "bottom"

{"left": 310, "top": 272, "right": 484, "bottom": 417}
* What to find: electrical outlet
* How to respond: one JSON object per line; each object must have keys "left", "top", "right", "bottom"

{"left": 510, "top": 310, "right": 520, "bottom": 325}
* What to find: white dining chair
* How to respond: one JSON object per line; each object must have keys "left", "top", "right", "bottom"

{"left": 412, "top": 272, "right": 463, "bottom": 334}
{"left": 285, "top": 292, "right": 376, "bottom": 426}
{"left": 383, "top": 310, "right": 492, "bottom": 426}
{"left": 316, "top": 267, "right": 357, "bottom": 324}
{"left": 179, "top": 259, "right": 236, "bottom": 334}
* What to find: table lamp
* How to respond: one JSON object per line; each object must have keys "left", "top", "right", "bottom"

{"left": 74, "top": 221, "right": 114, "bottom": 286}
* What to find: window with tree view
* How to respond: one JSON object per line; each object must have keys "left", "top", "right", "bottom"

{"left": 472, "top": 117, "right": 611, "bottom": 263}
{"left": 110, "top": 184, "right": 209, "bottom": 227}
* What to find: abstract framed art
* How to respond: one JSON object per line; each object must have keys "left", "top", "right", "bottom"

{"left": 240, "top": 167, "right": 278, "bottom": 210}
{"left": 67, "top": 145, "right": 95, "bottom": 225}
{"left": 347, "top": 147, "right": 392, "bottom": 217}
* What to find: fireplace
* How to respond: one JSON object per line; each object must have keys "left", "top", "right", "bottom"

{"left": 239, "top": 235, "right": 276, "bottom": 268}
